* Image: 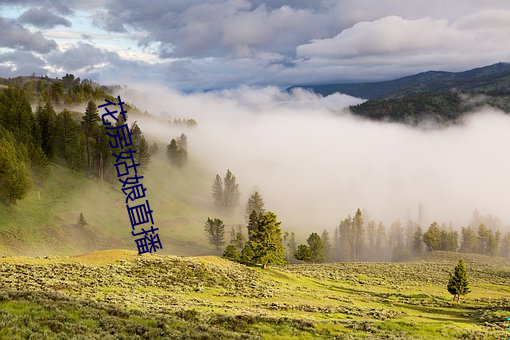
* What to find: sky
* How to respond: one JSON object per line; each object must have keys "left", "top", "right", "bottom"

{"left": 1, "top": 0, "right": 510, "bottom": 90}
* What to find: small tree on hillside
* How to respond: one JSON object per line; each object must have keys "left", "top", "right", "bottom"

{"left": 294, "top": 244, "right": 312, "bottom": 262}
{"left": 204, "top": 218, "right": 225, "bottom": 251}
{"left": 244, "top": 211, "right": 286, "bottom": 268}
{"left": 78, "top": 212, "right": 87, "bottom": 226}
{"left": 223, "top": 244, "right": 240, "bottom": 262}
{"left": 447, "top": 259, "right": 471, "bottom": 303}
{"left": 212, "top": 174, "right": 224, "bottom": 211}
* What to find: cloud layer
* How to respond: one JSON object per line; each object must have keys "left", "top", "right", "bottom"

{"left": 125, "top": 86, "right": 510, "bottom": 231}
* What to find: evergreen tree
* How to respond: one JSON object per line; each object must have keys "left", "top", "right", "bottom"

{"left": 244, "top": 211, "right": 286, "bottom": 268}
{"left": 55, "top": 109, "right": 81, "bottom": 169}
{"left": 0, "top": 130, "right": 31, "bottom": 205}
{"left": 136, "top": 136, "right": 151, "bottom": 171}
{"left": 204, "top": 218, "right": 225, "bottom": 251}
{"left": 223, "top": 169, "right": 240, "bottom": 214}
{"left": 212, "top": 174, "right": 224, "bottom": 211}
{"left": 500, "top": 232, "right": 510, "bottom": 258}
{"left": 338, "top": 216, "right": 352, "bottom": 261}
{"left": 307, "top": 232, "right": 325, "bottom": 263}
{"left": 223, "top": 244, "right": 240, "bottom": 262}
{"left": 166, "top": 134, "right": 188, "bottom": 167}
{"left": 244, "top": 191, "right": 265, "bottom": 220}
{"left": 78, "top": 212, "right": 87, "bottom": 226}
{"left": 247, "top": 210, "right": 259, "bottom": 241}
{"left": 412, "top": 226, "right": 423, "bottom": 254}
{"left": 321, "top": 230, "right": 331, "bottom": 262}
{"left": 447, "top": 259, "right": 471, "bottom": 303}
{"left": 229, "top": 225, "right": 246, "bottom": 251}
{"left": 36, "top": 102, "right": 57, "bottom": 158}
{"left": 423, "top": 222, "right": 441, "bottom": 251}
{"left": 375, "top": 222, "right": 387, "bottom": 258}
{"left": 366, "top": 220, "right": 377, "bottom": 259}
{"left": 150, "top": 141, "right": 159, "bottom": 155}
{"left": 240, "top": 243, "right": 255, "bottom": 264}
{"left": 352, "top": 209, "right": 364, "bottom": 261}
{"left": 294, "top": 244, "right": 312, "bottom": 262}
{"left": 283, "top": 231, "right": 297, "bottom": 262}
{"left": 460, "top": 226, "right": 478, "bottom": 253}
{"left": 81, "top": 100, "right": 99, "bottom": 173}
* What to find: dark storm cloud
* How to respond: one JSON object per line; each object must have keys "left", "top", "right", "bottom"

{"left": 0, "top": 16, "right": 57, "bottom": 53}
{"left": 18, "top": 7, "right": 72, "bottom": 29}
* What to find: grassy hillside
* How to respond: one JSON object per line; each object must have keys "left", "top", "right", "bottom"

{"left": 0, "top": 250, "right": 508, "bottom": 338}
{"left": 0, "top": 151, "right": 229, "bottom": 257}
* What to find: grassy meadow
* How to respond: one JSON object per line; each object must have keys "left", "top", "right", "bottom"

{"left": 0, "top": 250, "right": 509, "bottom": 339}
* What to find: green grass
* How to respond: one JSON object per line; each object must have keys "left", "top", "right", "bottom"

{"left": 0, "top": 153, "right": 227, "bottom": 256}
{"left": 0, "top": 250, "right": 508, "bottom": 338}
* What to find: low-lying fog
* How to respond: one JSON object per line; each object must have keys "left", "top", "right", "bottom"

{"left": 121, "top": 85, "right": 510, "bottom": 231}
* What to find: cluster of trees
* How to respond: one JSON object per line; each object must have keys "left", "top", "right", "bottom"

{"left": 211, "top": 170, "right": 241, "bottom": 214}
{"left": 166, "top": 133, "right": 188, "bottom": 167}
{"left": 203, "top": 191, "right": 285, "bottom": 268}
{"left": 296, "top": 209, "right": 510, "bottom": 263}
{"left": 0, "top": 83, "right": 152, "bottom": 205}
{"left": 168, "top": 118, "right": 197, "bottom": 127}
{"left": 1, "top": 74, "right": 118, "bottom": 106}
{"left": 221, "top": 210, "right": 286, "bottom": 268}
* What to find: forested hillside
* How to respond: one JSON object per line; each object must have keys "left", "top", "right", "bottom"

{"left": 290, "top": 63, "right": 510, "bottom": 124}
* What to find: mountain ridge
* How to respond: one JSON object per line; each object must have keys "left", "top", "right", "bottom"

{"left": 289, "top": 62, "right": 510, "bottom": 100}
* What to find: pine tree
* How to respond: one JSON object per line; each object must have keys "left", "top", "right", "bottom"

{"left": 212, "top": 174, "right": 224, "bottom": 210}
{"left": 294, "top": 244, "right": 312, "bottom": 262}
{"left": 423, "top": 222, "right": 441, "bottom": 251}
{"left": 245, "top": 191, "right": 265, "bottom": 220}
{"left": 245, "top": 211, "right": 286, "bottom": 268}
{"left": 81, "top": 100, "right": 99, "bottom": 173}
{"left": 136, "top": 136, "right": 151, "bottom": 171}
{"left": 78, "top": 212, "right": 87, "bottom": 226}
{"left": 166, "top": 134, "right": 188, "bottom": 167}
{"left": 229, "top": 225, "right": 246, "bottom": 251}
{"left": 0, "top": 130, "right": 31, "bottom": 205}
{"left": 412, "top": 226, "right": 423, "bottom": 254}
{"left": 247, "top": 210, "right": 259, "bottom": 241}
{"left": 204, "top": 218, "right": 225, "bottom": 251}
{"left": 307, "top": 232, "right": 325, "bottom": 263}
{"left": 321, "top": 230, "right": 331, "bottom": 262}
{"left": 376, "top": 221, "right": 387, "bottom": 259}
{"left": 283, "top": 231, "right": 297, "bottom": 262}
{"left": 223, "top": 169, "right": 240, "bottom": 214}
{"left": 338, "top": 216, "right": 352, "bottom": 261}
{"left": 447, "top": 259, "right": 471, "bottom": 303}
{"left": 460, "top": 226, "right": 478, "bottom": 253}
{"left": 240, "top": 243, "right": 255, "bottom": 264}
{"left": 352, "top": 209, "right": 364, "bottom": 261}
{"left": 223, "top": 244, "right": 240, "bottom": 262}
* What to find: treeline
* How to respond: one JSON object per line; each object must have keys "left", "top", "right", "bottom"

{"left": 296, "top": 209, "right": 510, "bottom": 263}
{"left": 0, "top": 74, "right": 121, "bottom": 106}
{"left": 349, "top": 91, "right": 510, "bottom": 124}
{"left": 0, "top": 85, "right": 151, "bottom": 205}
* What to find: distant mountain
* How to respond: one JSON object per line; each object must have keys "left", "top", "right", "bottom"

{"left": 289, "top": 62, "right": 510, "bottom": 100}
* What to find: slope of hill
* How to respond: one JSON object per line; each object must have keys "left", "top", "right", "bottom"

{"left": 0, "top": 250, "right": 508, "bottom": 338}
{"left": 0, "top": 152, "right": 221, "bottom": 257}
{"left": 289, "top": 62, "right": 510, "bottom": 100}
